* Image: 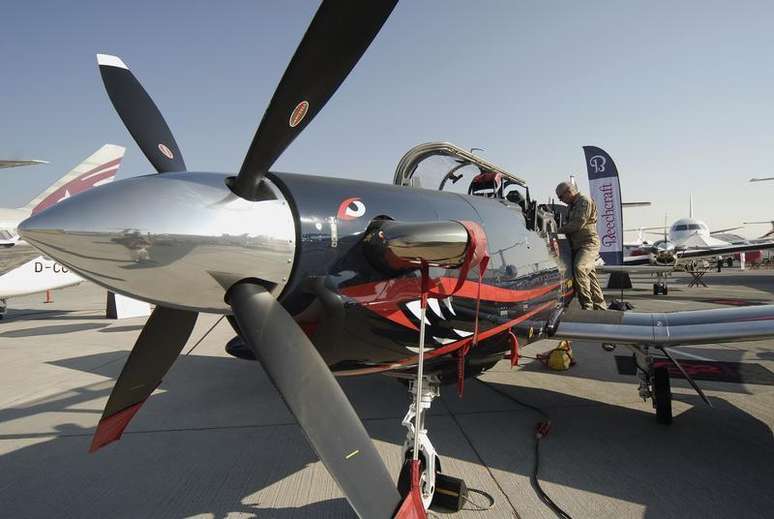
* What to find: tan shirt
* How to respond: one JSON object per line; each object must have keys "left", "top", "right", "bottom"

{"left": 558, "top": 192, "right": 600, "bottom": 250}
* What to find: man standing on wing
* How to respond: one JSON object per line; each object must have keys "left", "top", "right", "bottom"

{"left": 556, "top": 181, "right": 607, "bottom": 310}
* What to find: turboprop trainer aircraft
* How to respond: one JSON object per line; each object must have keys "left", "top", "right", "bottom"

{"left": 17, "top": 3, "right": 774, "bottom": 518}
{"left": 0, "top": 145, "right": 125, "bottom": 317}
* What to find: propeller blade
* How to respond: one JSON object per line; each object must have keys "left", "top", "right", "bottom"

{"left": 227, "top": 282, "right": 401, "bottom": 519}
{"left": 90, "top": 305, "right": 198, "bottom": 452}
{"left": 233, "top": 0, "right": 398, "bottom": 199}
{"left": 97, "top": 54, "right": 187, "bottom": 173}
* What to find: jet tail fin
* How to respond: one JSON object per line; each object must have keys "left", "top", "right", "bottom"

{"left": 21, "top": 144, "right": 126, "bottom": 215}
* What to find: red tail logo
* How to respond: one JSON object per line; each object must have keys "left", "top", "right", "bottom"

{"left": 31, "top": 158, "right": 122, "bottom": 215}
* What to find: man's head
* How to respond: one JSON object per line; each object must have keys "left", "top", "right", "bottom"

{"left": 555, "top": 181, "right": 577, "bottom": 204}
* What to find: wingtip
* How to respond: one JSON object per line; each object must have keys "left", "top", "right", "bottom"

{"left": 97, "top": 53, "right": 128, "bottom": 70}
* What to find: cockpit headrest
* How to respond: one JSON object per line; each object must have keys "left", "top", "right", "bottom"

{"left": 468, "top": 171, "right": 503, "bottom": 196}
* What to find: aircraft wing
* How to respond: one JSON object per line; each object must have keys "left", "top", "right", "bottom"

{"left": 676, "top": 239, "right": 774, "bottom": 260}
{"left": 552, "top": 305, "right": 774, "bottom": 346}
{"left": 597, "top": 264, "right": 673, "bottom": 274}
{"left": 0, "top": 241, "right": 40, "bottom": 275}
{"left": 0, "top": 160, "right": 48, "bottom": 169}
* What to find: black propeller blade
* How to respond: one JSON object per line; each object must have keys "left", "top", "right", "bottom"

{"left": 97, "top": 54, "right": 187, "bottom": 173}
{"left": 232, "top": 0, "right": 398, "bottom": 200}
{"left": 227, "top": 281, "right": 401, "bottom": 519}
{"left": 90, "top": 305, "right": 198, "bottom": 452}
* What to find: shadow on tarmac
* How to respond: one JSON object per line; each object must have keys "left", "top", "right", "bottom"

{"left": 0, "top": 350, "right": 772, "bottom": 518}
{"left": 0, "top": 322, "right": 108, "bottom": 337}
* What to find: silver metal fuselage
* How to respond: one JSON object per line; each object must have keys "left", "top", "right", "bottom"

{"left": 19, "top": 172, "right": 296, "bottom": 312}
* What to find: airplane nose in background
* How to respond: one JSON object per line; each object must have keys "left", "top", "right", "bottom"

{"left": 18, "top": 172, "right": 296, "bottom": 312}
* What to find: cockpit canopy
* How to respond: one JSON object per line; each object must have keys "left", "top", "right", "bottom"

{"left": 393, "top": 142, "right": 528, "bottom": 202}
{"left": 393, "top": 142, "right": 558, "bottom": 235}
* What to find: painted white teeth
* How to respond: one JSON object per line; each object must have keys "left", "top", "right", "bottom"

{"left": 406, "top": 300, "right": 430, "bottom": 325}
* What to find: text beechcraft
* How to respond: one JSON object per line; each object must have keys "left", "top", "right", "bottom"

{"left": 18, "top": 2, "right": 774, "bottom": 518}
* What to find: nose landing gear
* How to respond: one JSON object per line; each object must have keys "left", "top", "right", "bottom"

{"left": 397, "top": 375, "right": 469, "bottom": 513}
{"left": 398, "top": 376, "right": 440, "bottom": 510}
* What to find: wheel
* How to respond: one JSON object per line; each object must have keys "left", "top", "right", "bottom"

{"left": 662, "top": 285, "right": 668, "bottom": 295}
{"left": 726, "top": 258, "right": 733, "bottom": 267}
{"left": 653, "top": 366, "right": 672, "bottom": 424}
{"left": 653, "top": 283, "right": 659, "bottom": 296}
{"left": 397, "top": 450, "right": 440, "bottom": 509}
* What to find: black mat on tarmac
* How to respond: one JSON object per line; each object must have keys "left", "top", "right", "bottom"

{"left": 615, "top": 356, "right": 774, "bottom": 385}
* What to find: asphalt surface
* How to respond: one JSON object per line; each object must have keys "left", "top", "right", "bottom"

{"left": 0, "top": 269, "right": 772, "bottom": 518}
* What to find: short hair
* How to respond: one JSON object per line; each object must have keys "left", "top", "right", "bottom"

{"left": 555, "top": 181, "right": 576, "bottom": 197}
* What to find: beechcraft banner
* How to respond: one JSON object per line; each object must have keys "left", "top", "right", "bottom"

{"left": 583, "top": 146, "right": 623, "bottom": 265}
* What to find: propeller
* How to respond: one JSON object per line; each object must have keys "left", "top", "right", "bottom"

{"left": 90, "top": 2, "right": 402, "bottom": 517}
{"left": 232, "top": 0, "right": 398, "bottom": 200}
{"left": 90, "top": 305, "right": 198, "bottom": 452}
{"left": 97, "top": 54, "right": 187, "bottom": 173}
{"left": 227, "top": 281, "right": 401, "bottom": 519}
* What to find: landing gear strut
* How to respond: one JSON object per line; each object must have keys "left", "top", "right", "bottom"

{"left": 652, "top": 271, "right": 669, "bottom": 296}
{"left": 399, "top": 375, "right": 441, "bottom": 510}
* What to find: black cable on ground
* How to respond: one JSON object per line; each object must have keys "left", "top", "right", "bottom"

{"left": 184, "top": 315, "right": 224, "bottom": 355}
{"left": 476, "top": 378, "right": 574, "bottom": 519}
{"left": 461, "top": 487, "right": 496, "bottom": 511}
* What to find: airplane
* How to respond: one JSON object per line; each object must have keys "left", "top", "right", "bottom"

{"left": 17, "top": 2, "right": 774, "bottom": 517}
{"left": 622, "top": 206, "right": 772, "bottom": 285}
{"left": 749, "top": 177, "right": 774, "bottom": 182}
{"left": 0, "top": 145, "right": 125, "bottom": 318}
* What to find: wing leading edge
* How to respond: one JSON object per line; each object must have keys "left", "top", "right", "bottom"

{"left": 552, "top": 305, "right": 774, "bottom": 346}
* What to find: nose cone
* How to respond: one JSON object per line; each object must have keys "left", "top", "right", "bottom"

{"left": 19, "top": 172, "right": 296, "bottom": 312}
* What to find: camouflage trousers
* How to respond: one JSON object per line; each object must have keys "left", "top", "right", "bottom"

{"left": 573, "top": 246, "right": 606, "bottom": 310}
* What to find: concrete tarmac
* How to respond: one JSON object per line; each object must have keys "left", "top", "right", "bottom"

{"left": 0, "top": 270, "right": 772, "bottom": 518}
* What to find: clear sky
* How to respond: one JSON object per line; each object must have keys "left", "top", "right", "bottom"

{"left": 3, "top": 0, "right": 774, "bottom": 238}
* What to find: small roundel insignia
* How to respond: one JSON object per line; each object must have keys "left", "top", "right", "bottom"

{"left": 158, "top": 143, "right": 174, "bottom": 159}
{"left": 337, "top": 197, "right": 366, "bottom": 220}
{"left": 289, "top": 101, "right": 310, "bottom": 128}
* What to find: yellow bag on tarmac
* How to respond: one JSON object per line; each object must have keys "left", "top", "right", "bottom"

{"left": 543, "top": 340, "right": 575, "bottom": 371}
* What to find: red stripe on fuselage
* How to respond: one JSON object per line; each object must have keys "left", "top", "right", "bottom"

{"left": 340, "top": 277, "right": 559, "bottom": 332}
{"left": 341, "top": 277, "right": 559, "bottom": 304}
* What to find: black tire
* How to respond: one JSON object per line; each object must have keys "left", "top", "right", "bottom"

{"left": 654, "top": 366, "right": 672, "bottom": 424}
{"left": 726, "top": 258, "right": 733, "bottom": 267}
{"left": 663, "top": 285, "right": 668, "bottom": 295}
{"left": 653, "top": 284, "right": 659, "bottom": 296}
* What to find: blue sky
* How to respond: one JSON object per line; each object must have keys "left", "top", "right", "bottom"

{"left": 3, "top": 0, "right": 774, "bottom": 238}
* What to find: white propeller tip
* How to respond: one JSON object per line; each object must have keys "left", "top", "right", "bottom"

{"left": 97, "top": 54, "right": 128, "bottom": 69}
